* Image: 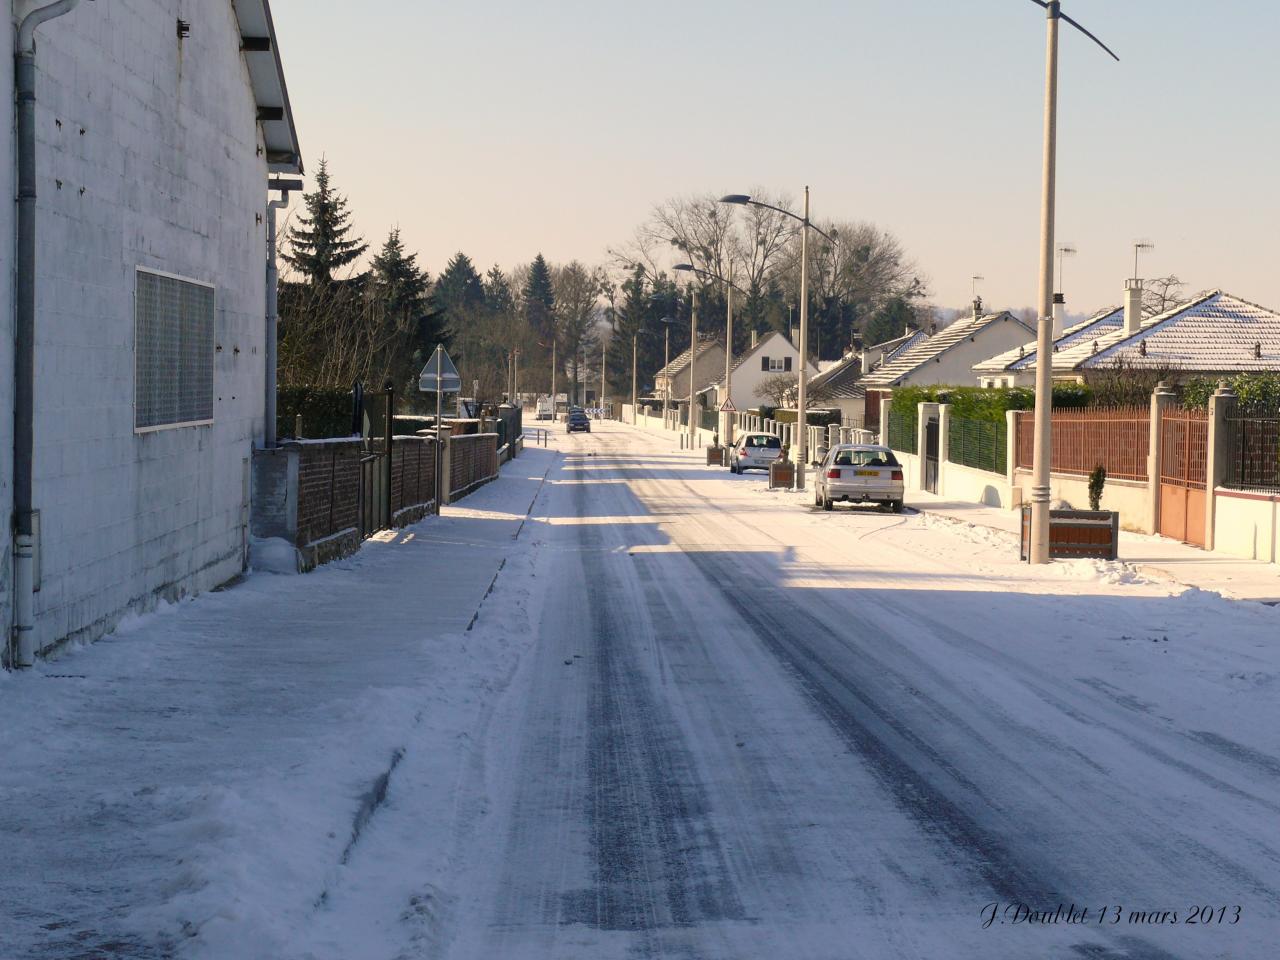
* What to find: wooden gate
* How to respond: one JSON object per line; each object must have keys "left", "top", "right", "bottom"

{"left": 1158, "top": 407, "right": 1208, "bottom": 547}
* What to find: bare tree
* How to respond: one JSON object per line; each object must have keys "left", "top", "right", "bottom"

{"left": 1143, "top": 275, "right": 1185, "bottom": 318}
{"left": 553, "top": 261, "right": 606, "bottom": 403}
{"left": 758, "top": 372, "right": 799, "bottom": 407}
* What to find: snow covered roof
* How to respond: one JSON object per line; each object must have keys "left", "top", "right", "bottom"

{"left": 1015, "top": 291, "right": 1280, "bottom": 375}
{"left": 807, "top": 353, "right": 864, "bottom": 400}
{"left": 653, "top": 336, "right": 719, "bottom": 380}
{"left": 862, "top": 313, "right": 1034, "bottom": 387}
{"left": 233, "top": 0, "right": 303, "bottom": 174}
{"left": 973, "top": 306, "right": 1124, "bottom": 374}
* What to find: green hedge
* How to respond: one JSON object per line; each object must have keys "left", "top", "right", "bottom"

{"left": 278, "top": 385, "right": 357, "bottom": 440}
{"left": 1180, "top": 374, "right": 1280, "bottom": 413}
{"left": 890, "top": 384, "right": 1091, "bottom": 423}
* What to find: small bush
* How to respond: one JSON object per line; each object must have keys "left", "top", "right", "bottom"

{"left": 1088, "top": 465, "right": 1106, "bottom": 511}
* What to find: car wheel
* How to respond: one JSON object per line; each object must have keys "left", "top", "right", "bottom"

{"left": 891, "top": 499, "right": 904, "bottom": 514}
{"left": 822, "top": 495, "right": 833, "bottom": 512}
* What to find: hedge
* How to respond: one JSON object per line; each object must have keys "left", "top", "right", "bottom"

{"left": 277, "top": 385, "right": 358, "bottom": 440}
{"left": 1180, "top": 374, "right": 1280, "bottom": 413}
{"left": 890, "top": 384, "right": 1090, "bottom": 423}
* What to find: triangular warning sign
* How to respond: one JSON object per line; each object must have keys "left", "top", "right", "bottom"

{"left": 418, "top": 345, "right": 462, "bottom": 393}
{"left": 719, "top": 397, "right": 737, "bottom": 412}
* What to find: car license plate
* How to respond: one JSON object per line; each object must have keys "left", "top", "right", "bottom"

{"left": 854, "top": 469, "right": 877, "bottom": 476}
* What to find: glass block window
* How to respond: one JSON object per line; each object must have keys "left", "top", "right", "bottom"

{"left": 134, "top": 268, "right": 215, "bottom": 431}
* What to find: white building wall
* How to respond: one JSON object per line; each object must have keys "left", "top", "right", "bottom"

{"left": 1, "top": 12, "right": 13, "bottom": 638}
{"left": 894, "top": 323, "right": 1033, "bottom": 389}
{"left": 23, "top": 0, "right": 269, "bottom": 652}
{"left": 723, "top": 333, "right": 819, "bottom": 410}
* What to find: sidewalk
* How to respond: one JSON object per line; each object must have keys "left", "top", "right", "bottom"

{"left": 907, "top": 489, "right": 1280, "bottom": 604}
{"left": 625, "top": 416, "right": 1280, "bottom": 603}
{"left": 0, "top": 447, "right": 555, "bottom": 959}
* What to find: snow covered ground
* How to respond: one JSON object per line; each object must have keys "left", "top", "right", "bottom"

{"left": 2, "top": 421, "right": 1277, "bottom": 959}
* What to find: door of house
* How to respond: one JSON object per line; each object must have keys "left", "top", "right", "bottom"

{"left": 924, "top": 416, "right": 940, "bottom": 494}
{"left": 1157, "top": 407, "right": 1208, "bottom": 547}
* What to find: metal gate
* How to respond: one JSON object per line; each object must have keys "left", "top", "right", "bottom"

{"left": 358, "top": 452, "right": 383, "bottom": 540}
{"left": 1158, "top": 407, "right": 1207, "bottom": 547}
{"left": 924, "top": 416, "right": 940, "bottom": 494}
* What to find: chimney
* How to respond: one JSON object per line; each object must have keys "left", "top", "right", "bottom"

{"left": 904, "top": 322, "right": 911, "bottom": 338}
{"left": 1052, "top": 292, "right": 1066, "bottom": 339}
{"left": 751, "top": 329, "right": 758, "bottom": 348}
{"left": 972, "top": 295, "right": 983, "bottom": 323}
{"left": 1124, "top": 278, "right": 1143, "bottom": 335}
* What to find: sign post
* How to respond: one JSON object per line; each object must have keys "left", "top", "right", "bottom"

{"left": 419, "top": 345, "right": 462, "bottom": 514}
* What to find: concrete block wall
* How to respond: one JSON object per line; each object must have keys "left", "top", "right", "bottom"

{"left": 17, "top": 1, "right": 272, "bottom": 652}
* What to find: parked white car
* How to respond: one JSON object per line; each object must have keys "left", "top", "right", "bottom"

{"left": 729, "top": 433, "right": 784, "bottom": 473}
{"left": 813, "top": 444, "right": 904, "bottom": 512}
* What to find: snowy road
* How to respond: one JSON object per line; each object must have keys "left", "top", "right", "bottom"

{"left": 3, "top": 419, "right": 1277, "bottom": 960}
{"left": 440, "top": 421, "right": 1278, "bottom": 960}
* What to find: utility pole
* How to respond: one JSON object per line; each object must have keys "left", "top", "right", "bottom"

{"left": 688, "top": 289, "right": 699, "bottom": 447}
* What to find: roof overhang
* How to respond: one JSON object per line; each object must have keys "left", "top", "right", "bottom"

{"left": 234, "top": 0, "right": 303, "bottom": 174}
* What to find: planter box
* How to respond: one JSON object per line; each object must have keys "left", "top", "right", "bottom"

{"left": 1020, "top": 506, "right": 1120, "bottom": 561}
{"left": 706, "top": 446, "right": 724, "bottom": 466}
{"left": 769, "top": 460, "right": 795, "bottom": 489}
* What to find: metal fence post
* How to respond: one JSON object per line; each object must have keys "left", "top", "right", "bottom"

{"left": 383, "top": 382, "right": 394, "bottom": 529}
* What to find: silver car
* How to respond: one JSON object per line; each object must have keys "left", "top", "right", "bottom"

{"left": 729, "top": 433, "right": 783, "bottom": 473}
{"left": 814, "top": 443, "right": 904, "bottom": 512}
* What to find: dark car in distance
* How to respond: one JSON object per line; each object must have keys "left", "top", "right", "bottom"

{"left": 566, "top": 411, "right": 591, "bottom": 433}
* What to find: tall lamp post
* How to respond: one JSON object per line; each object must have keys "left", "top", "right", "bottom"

{"left": 1025, "top": 0, "right": 1118, "bottom": 564}
{"left": 674, "top": 261, "right": 748, "bottom": 448}
{"left": 720, "top": 190, "right": 836, "bottom": 489}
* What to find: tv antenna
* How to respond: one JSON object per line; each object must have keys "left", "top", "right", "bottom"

{"left": 1133, "top": 240, "right": 1155, "bottom": 281}
{"left": 1056, "top": 244, "right": 1077, "bottom": 296}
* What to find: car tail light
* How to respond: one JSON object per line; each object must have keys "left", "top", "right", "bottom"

{"left": 740, "top": 449, "right": 748, "bottom": 457}
{"left": 827, "top": 468, "right": 841, "bottom": 479}
{"left": 891, "top": 470, "right": 903, "bottom": 481}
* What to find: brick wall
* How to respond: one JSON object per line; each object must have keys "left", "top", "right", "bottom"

{"left": 295, "top": 440, "right": 364, "bottom": 547}
{"left": 449, "top": 434, "right": 499, "bottom": 501}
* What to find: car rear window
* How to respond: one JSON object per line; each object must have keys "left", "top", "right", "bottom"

{"left": 746, "top": 435, "right": 781, "bottom": 448}
{"left": 833, "top": 449, "right": 898, "bottom": 467}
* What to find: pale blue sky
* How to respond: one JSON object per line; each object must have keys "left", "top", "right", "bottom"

{"left": 272, "top": 0, "right": 1279, "bottom": 314}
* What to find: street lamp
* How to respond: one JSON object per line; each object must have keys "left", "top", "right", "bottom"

{"left": 1025, "top": 0, "right": 1118, "bottom": 564}
{"left": 720, "top": 190, "right": 837, "bottom": 489}
{"left": 674, "top": 261, "right": 749, "bottom": 448}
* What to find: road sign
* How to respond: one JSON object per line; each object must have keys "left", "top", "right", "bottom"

{"left": 719, "top": 397, "right": 737, "bottom": 412}
{"left": 418, "top": 345, "right": 461, "bottom": 393}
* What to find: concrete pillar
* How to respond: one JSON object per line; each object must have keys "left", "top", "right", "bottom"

{"left": 1006, "top": 409, "right": 1020, "bottom": 505}
{"left": 440, "top": 434, "right": 453, "bottom": 506}
{"left": 1148, "top": 381, "right": 1176, "bottom": 535}
{"left": 879, "top": 397, "right": 893, "bottom": 447}
{"left": 1204, "top": 380, "right": 1236, "bottom": 552}
{"left": 937, "top": 403, "right": 951, "bottom": 496}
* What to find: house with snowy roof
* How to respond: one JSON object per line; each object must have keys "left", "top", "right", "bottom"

{"left": 980, "top": 282, "right": 1280, "bottom": 385}
{"left": 974, "top": 305, "right": 1125, "bottom": 388}
{"left": 2, "top": 1, "right": 302, "bottom": 663}
{"left": 696, "top": 330, "right": 817, "bottom": 413}
{"left": 804, "top": 328, "right": 931, "bottom": 426}
{"left": 652, "top": 335, "right": 726, "bottom": 409}
{"left": 857, "top": 307, "right": 1035, "bottom": 428}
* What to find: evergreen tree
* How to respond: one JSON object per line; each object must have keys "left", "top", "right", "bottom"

{"left": 371, "top": 228, "right": 428, "bottom": 326}
{"left": 483, "top": 266, "right": 515, "bottom": 315}
{"left": 522, "top": 254, "right": 557, "bottom": 344}
{"left": 283, "top": 158, "right": 368, "bottom": 284}
{"left": 435, "top": 252, "right": 486, "bottom": 318}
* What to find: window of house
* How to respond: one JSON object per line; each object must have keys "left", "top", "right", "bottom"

{"left": 134, "top": 268, "right": 215, "bottom": 432}
{"left": 762, "top": 356, "right": 792, "bottom": 372}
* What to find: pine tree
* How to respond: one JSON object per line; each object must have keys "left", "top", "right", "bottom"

{"left": 435, "top": 253, "right": 486, "bottom": 318}
{"left": 283, "top": 158, "right": 368, "bottom": 284}
{"left": 522, "top": 254, "right": 556, "bottom": 344}
{"left": 371, "top": 228, "right": 428, "bottom": 327}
